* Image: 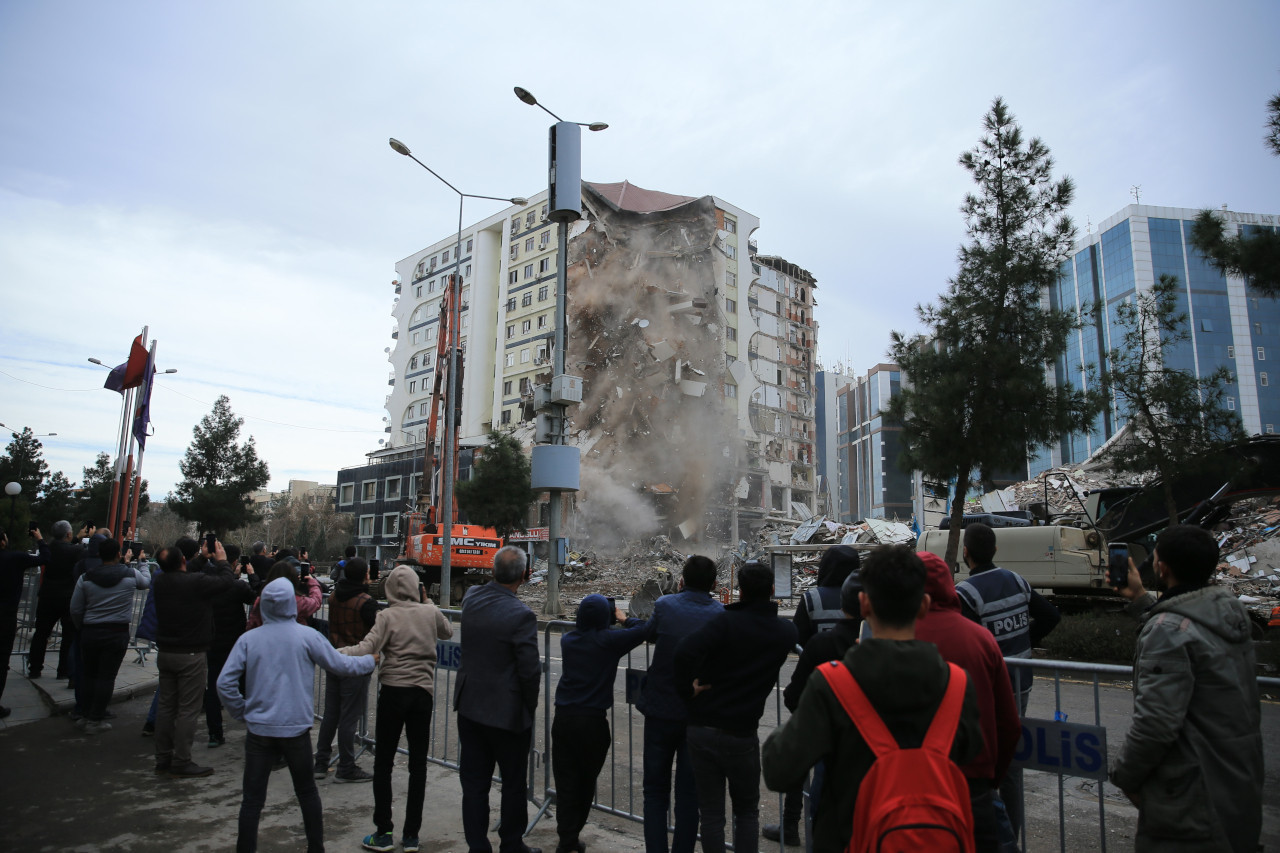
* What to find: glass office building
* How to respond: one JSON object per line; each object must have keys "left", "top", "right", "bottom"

{"left": 1034, "top": 203, "right": 1280, "bottom": 475}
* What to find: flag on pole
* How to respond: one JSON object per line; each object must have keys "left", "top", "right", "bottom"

{"left": 132, "top": 345, "right": 156, "bottom": 449}
{"left": 104, "top": 335, "right": 149, "bottom": 394}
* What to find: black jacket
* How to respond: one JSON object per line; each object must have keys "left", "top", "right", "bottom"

{"left": 40, "top": 539, "right": 85, "bottom": 601}
{"left": 783, "top": 617, "right": 862, "bottom": 712}
{"left": 1, "top": 540, "right": 50, "bottom": 606}
{"left": 675, "top": 599, "right": 798, "bottom": 737}
{"left": 193, "top": 558, "right": 257, "bottom": 651}
{"left": 154, "top": 568, "right": 246, "bottom": 654}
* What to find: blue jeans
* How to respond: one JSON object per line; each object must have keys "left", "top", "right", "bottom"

{"left": 237, "top": 730, "right": 323, "bottom": 853}
{"left": 686, "top": 725, "right": 761, "bottom": 853}
{"left": 642, "top": 716, "right": 699, "bottom": 853}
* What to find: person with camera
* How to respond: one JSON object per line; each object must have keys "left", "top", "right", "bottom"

{"left": 69, "top": 536, "right": 151, "bottom": 733}
{"left": 194, "top": 542, "right": 258, "bottom": 749}
{"left": 152, "top": 535, "right": 250, "bottom": 777}
{"left": 27, "top": 520, "right": 87, "bottom": 681}
{"left": 0, "top": 524, "right": 51, "bottom": 717}
{"left": 314, "top": 556, "right": 379, "bottom": 784}
{"left": 551, "top": 594, "right": 648, "bottom": 853}
{"left": 1110, "top": 525, "right": 1263, "bottom": 853}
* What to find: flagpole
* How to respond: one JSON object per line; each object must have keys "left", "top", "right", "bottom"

{"left": 106, "top": 385, "right": 133, "bottom": 540}
{"left": 126, "top": 340, "right": 158, "bottom": 541}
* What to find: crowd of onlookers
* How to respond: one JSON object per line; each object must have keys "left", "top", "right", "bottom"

{"left": 0, "top": 519, "right": 1267, "bottom": 853}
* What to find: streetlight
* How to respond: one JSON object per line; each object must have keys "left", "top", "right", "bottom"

{"left": 388, "top": 136, "right": 527, "bottom": 608}
{"left": 513, "top": 86, "right": 606, "bottom": 616}
{"left": 0, "top": 423, "right": 57, "bottom": 439}
{"left": 87, "top": 357, "right": 177, "bottom": 376}
{"left": 4, "top": 482, "right": 19, "bottom": 538}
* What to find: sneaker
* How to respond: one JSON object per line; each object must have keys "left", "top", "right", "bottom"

{"left": 361, "top": 833, "right": 394, "bottom": 852}
{"left": 313, "top": 762, "right": 330, "bottom": 780}
{"left": 154, "top": 762, "right": 171, "bottom": 776}
{"left": 169, "top": 761, "right": 214, "bottom": 778}
{"left": 84, "top": 720, "right": 113, "bottom": 735}
{"left": 102, "top": 710, "right": 117, "bottom": 720}
{"left": 401, "top": 837, "right": 420, "bottom": 853}
{"left": 207, "top": 735, "right": 226, "bottom": 748}
{"left": 335, "top": 767, "right": 375, "bottom": 783}
{"left": 73, "top": 716, "right": 88, "bottom": 731}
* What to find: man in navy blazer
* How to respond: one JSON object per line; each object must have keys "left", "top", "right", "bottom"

{"left": 454, "top": 545, "right": 543, "bottom": 853}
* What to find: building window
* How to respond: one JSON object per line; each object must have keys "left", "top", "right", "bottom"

{"left": 415, "top": 285, "right": 422, "bottom": 298}
{"left": 727, "top": 326, "right": 737, "bottom": 341}
{"left": 521, "top": 348, "right": 530, "bottom": 363}
{"left": 383, "top": 513, "right": 399, "bottom": 536}
{"left": 535, "top": 345, "right": 547, "bottom": 361}
{"left": 519, "top": 377, "right": 531, "bottom": 394}
{"left": 526, "top": 211, "right": 536, "bottom": 228}
{"left": 510, "top": 245, "right": 519, "bottom": 261}
{"left": 385, "top": 477, "right": 402, "bottom": 501}
{"left": 1228, "top": 345, "right": 1235, "bottom": 358}
{"left": 1259, "top": 347, "right": 1267, "bottom": 361}
{"left": 726, "top": 298, "right": 737, "bottom": 313}
{"left": 540, "top": 231, "right": 550, "bottom": 248}
{"left": 524, "top": 264, "right": 534, "bottom": 278}
{"left": 725, "top": 384, "right": 737, "bottom": 398}
{"left": 1200, "top": 318, "right": 1213, "bottom": 332}
{"left": 1262, "top": 372, "right": 1270, "bottom": 387}
{"left": 1269, "top": 424, "right": 1275, "bottom": 434}
{"left": 506, "top": 353, "right": 515, "bottom": 367}
{"left": 359, "top": 516, "right": 375, "bottom": 537}
{"left": 429, "top": 257, "right": 437, "bottom": 270}
{"left": 508, "top": 270, "right": 518, "bottom": 285}
{"left": 1257, "top": 322, "right": 1263, "bottom": 335}
{"left": 522, "top": 292, "right": 533, "bottom": 307}
{"left": 723, "top": 218, "right": 737, "bottom": 234}
{"left": 465, "top": 264, "right": 472, "bottom": 277}
{"left": 419, "top": 401, "right": 429, "bottom": 416}
{"left": 500, "top": 409, "right": 511, "bottom": 425}
{"left": 538, "top": 286, "right": 549, "bottom": 301}
{"left": 411, "top": 331, "right": 420, "bottom": 345}
{"left": 507, "top": 324, "right": 518, "bottom": 339}
{"left": 511, "top": 217, "right": 521, "bottom": 235}
{"left": 1227, "top": 397, "right": 1236, "bottom": 410}
{"left": 539, "top": 258, "right": 550, "bottom": 273}
{"left": 466, "top": 238, "right": 473, "bottom": 252}
{"left": 361, "top": 481, "right": 377, "bottom": 502}
{"left": 540, "top": 204, "right": 548, "bottom": 219}
{"left": 408, "top": 380, "right": 416, "bottom": 394}
{"left": 726, "top": 271, "right": 737, "bottom": 288}
{"left": 339, "top": 483, "right": 354, "bottom": 505}
{"left": 521, "top": 319, "right": 532, "bottom": 333}
{"left": 506, "top": 297, "right": 517, "bottom": 312}
{"left": 537, "top": 314, "right": 547, "bottom": 329}
{"left": 503, "top": 380, "right": 512, "bottom": 396}
{"left": 525, "top": 237, "right": 535, "bottom": 252}
{"left": 725, "top": 244, "right": 737, "bottom": 260}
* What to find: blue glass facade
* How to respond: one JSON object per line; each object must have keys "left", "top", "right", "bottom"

{"left": 1047, "top": 206, "right": 1280, "bottom": 468}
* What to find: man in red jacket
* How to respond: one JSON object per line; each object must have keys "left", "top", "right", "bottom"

{"left": 914, "top": 551, "right": 1020, "bottom": 853}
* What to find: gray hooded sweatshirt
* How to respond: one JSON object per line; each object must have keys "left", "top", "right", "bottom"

{"left": 217, "top": 578, "right": 376, "bottom": 738}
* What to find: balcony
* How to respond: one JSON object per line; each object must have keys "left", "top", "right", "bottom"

{"left": 394, "top": 282, "right": 402, "bottom": 294}
{"left": 387, "top": 373, "right": 396, "bottom": 387}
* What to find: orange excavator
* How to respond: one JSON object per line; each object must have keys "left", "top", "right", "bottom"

{"left": 395, "top": 270, "right": 502, "bottom": 602}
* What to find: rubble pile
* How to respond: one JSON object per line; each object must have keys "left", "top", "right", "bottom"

{"left": 962, "top": 466, "right": 1134, "bottom": 518}
{"left": 1208, "top": 498, "right": 1280, "bottom": 626}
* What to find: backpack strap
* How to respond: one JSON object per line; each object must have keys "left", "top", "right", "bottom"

{"left": 816, "top": 661, "right": 899, "bottom": 758}
{"left": 922, "top": 663, "right": 968, "bottom": 755}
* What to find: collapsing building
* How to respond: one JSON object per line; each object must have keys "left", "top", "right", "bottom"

{"left": 337, "top": 180, "right": 819, "bottom": 559}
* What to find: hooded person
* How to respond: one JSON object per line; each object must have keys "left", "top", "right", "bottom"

{"left": 551, "top": 594, "right": 649, "bottom": 853}
{"left": 337, "top": 564, "right": 453, "bottom": 853}
{"left": 217, "top": 577, "right": 377, "bottom": 853}
{"left": 914, "top": 551, "right": 1021, "bottom": 853}
{"left": 793, "top": 545, "right": 861, "bottom": 645}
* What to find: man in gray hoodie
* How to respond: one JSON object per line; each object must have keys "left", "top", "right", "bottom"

{"left": 69, "top": 537, "right": 150, "bottom": 733}
{"left": 218, "top": 577, "right": 378, "bottom": 853}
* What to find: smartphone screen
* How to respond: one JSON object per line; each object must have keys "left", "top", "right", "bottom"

{"left": 1108, "top": 544, "right": 1129, "bottom": 587}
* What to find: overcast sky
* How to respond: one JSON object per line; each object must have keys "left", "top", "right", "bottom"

{"left": 2, "top": 0, "right": 1278, "bottom": 499}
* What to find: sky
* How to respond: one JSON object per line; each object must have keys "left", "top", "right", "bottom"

{"left": 2, "top": 0, "right": 1279, "bottom": 499}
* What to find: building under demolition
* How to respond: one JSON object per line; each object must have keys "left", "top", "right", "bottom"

{"left": 336, "top": 180, "right": 818, "bottom": 560}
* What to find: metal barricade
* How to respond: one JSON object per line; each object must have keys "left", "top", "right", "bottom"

{"left": 9, "top": 567, "right": 154, "bottom": 671}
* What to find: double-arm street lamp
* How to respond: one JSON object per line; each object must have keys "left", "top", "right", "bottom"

{"left": 0, "top": 423, "right": 57, "bottom": 538}
{"left": 388, "top": 137, "right": 527, "bottom": 608}
{"left": 513, "top": 86, "right": 607, "bottom": 616}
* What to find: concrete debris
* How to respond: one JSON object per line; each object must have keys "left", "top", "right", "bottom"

{"left": 1208, "top": 497, "right": 1280, "bottom": 626}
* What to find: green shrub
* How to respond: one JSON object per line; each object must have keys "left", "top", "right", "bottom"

{"left": 1038, "top": 611, "right": 1138, "bottom": 665}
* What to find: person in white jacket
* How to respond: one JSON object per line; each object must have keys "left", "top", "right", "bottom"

{"left": 217, "top": 577, "right": 376, "bottom": 853}
{"left": 338, "top": 564, "right": 453, "bottom": 853}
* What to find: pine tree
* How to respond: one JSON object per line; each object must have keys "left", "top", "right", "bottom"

{"left": 1187, "top": 89, "right": 1280, "bottom": 295}
{"left": 455, "top": 430, "right": 533, "bottom": 539}
{"left": 171, "top": 395, "right": 270, "bottom": 537}
{"left": 0, "top": 427, "right": 50, "bottom": 541}
{"left": 75, "top": 452, "right": 149, "bottom": 530}
{"left": 33, "top": 471, "right": 77, "bottom": 535}
{"left": 888, "top": 98, "right": 1101, "bottom": 564}
{"left": 1099, "top": 274, "right": 1245, "bottom": 525}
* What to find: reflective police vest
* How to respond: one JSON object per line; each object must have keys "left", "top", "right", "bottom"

{"left": 802, "top": 586, "right": 845, "bottom": 634}
{"left": 955, "top": 567, "right": 1034, "bottom": 661}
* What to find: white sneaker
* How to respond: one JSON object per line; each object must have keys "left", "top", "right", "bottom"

{"left": 84, "top": 720, "right": 113, "bottom": 735}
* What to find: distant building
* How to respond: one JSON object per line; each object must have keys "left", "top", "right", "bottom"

{"left": 250, "top": 479, "right": 336, "bottom": 509}
{"left": 815, "top": 368, "right": 854, "bottom": 516}
{"left": 834, "top": 364, "right": 914, "bottom": 523}
{"left": 1036, "top": 203, "right": 1280, "bottom": 474}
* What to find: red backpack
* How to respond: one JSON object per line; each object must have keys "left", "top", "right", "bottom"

{"left": 817, "top": 660, "right": 975, "bottom": 853}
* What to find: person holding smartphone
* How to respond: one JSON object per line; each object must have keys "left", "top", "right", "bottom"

{"left": 1, "top": 525, "right": 51, "bottom": 717}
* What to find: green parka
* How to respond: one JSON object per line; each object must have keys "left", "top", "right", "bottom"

{"left": 1110, "top": 585, "right": 1262, "bottom": 852}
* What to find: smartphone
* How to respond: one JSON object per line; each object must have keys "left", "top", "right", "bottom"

{"left": 28, "top": 521, "right": 38, "bottom": 534}
{"left": 1108, "top": 543, "right": 1129, "bottom": 588}
{"left": 239, "top": 555, "right": 250, "bottom": 568}
{"left": 607, "top": 596, "right": 619, "bottom": 625}
{"left": 205, "top": 532, "right": 217, "bottom": 552}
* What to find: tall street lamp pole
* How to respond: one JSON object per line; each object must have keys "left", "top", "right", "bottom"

{"left": 389, "top": 137, "right": 526, "bottom": 608}
{"left": 4, "top": 482, "right": 19, "bottom": 537}
{"left": 513, "top": 86, "right": 607, "bottom": 616}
